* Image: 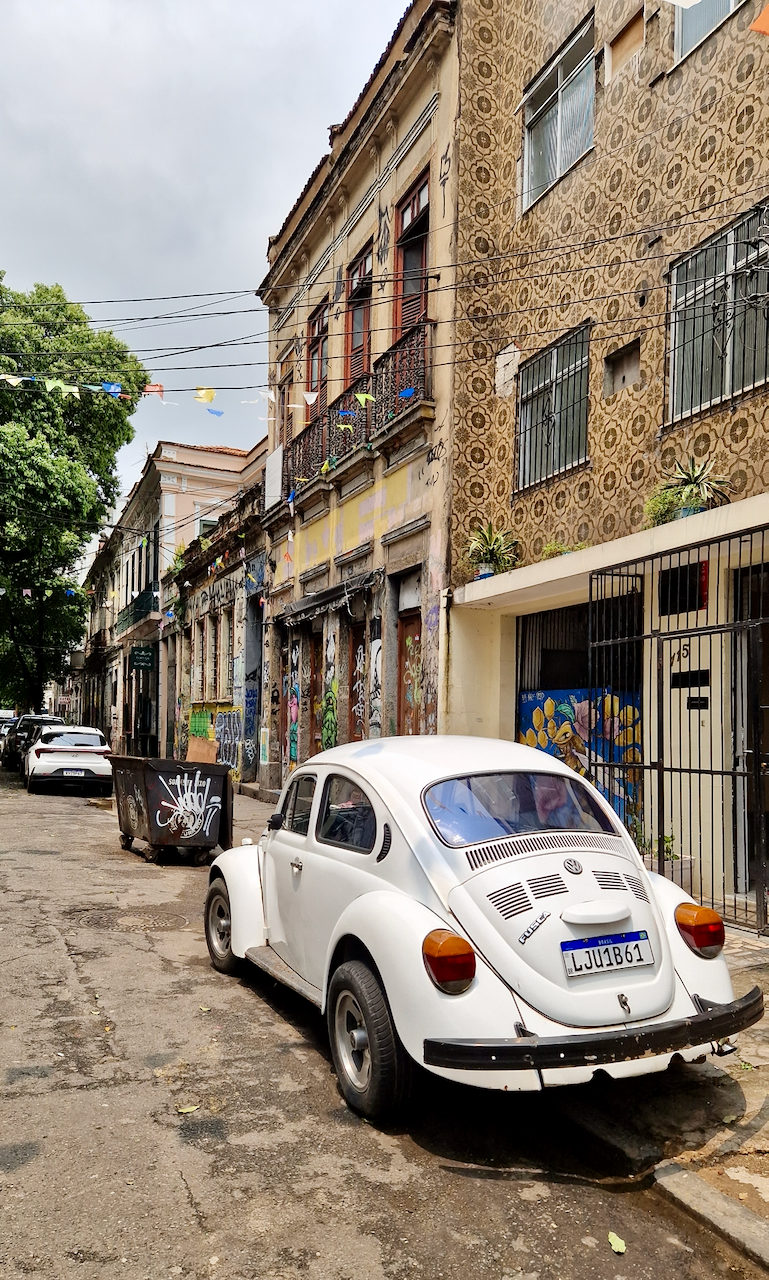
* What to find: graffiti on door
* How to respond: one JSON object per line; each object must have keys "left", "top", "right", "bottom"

{"left": 322, "top": 629, "right": 338, "bottom": 750}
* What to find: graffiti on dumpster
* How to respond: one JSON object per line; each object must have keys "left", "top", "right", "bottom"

{"left": 155, "top": 769, "right": 222, "bottom": 840}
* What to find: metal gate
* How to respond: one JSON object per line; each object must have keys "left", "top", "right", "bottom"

{"left": 589, "top": 524, "right": 769, "bottom": 932}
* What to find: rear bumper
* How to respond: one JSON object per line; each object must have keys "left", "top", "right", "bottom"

{"left": 33, "top": 767, "right": 112, "bottom": 783}
{"left": 423, "top": 986, "right": 764, "bottom": 1072}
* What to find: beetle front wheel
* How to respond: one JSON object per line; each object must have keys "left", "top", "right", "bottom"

{"left": 327, "top": 960, "right": 411, "bottom": 1121}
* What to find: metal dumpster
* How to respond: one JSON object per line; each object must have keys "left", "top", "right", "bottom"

{"left": 112, "top": 757, "right": 234, "bottom": 864}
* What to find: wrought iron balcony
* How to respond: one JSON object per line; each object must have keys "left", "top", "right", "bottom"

{"left": 115, "top": 582, "right": 160, "bottom": 636}
{"left": 284, "top": 323, "right": 432, "bottom": 496}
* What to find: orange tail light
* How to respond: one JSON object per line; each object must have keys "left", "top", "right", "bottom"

{"left": 675, "top": 902, "right": 725, "bottom": 959}
{"left": 423, "top": 929, "right": 476, "bottom": 994}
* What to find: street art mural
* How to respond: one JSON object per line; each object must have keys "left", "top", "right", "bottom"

{"left": 321, "top": 628, "right": 338, "bottom": 751}
{"left": 288, "top": 639, "right": 300, "bottom": 769}
{"left": 215, "top": 709, "right": 243, "bottom": 770}
{"left": 155, "top": 769, "right": 222, "bottom": 840}
{"left": 350, "top": 635, "right": 366, "bottom": 741}
{"left": 518, "top": 689, "right": 642, "bottom": 827}
{"left": 369, "top": 619, "right": 382, "bottom": 738}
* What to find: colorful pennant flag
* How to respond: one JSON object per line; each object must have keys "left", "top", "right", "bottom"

{"left": 207, "top": 408, "right": 224, "bottom": 417}
{"left": 303, "top": 391, "right": 319, "bottom": 406}
{"left": 0, "top": 374, "right": 24, "bottom": 387}
{"left": 337, "top": 423, "right": 354, "bottom": 433}
{"left": 144, "top": 383, "right": 164, "bottom": 398}
{"left": 751, "top": 3, "right": 769, "bottom": 33}
{"left": 0, "top": 587, "right": 6, "bottom": 597}
{"left": 65, "top": 588, "right": 76, "bottom": 597}
{"left": 354, "top": 392, "right": 376, "bottom": 406}
{"left": 194, "top": 387, "right": 216, "bottom": 403}
{"left": 102, "top": 382, "right": 122, "bottom": 397}
{"left": 23, "top": 588, "right": 32, "bottom": 598}
{"left": 399, "top": 387, "right": 415, "bottom": 399}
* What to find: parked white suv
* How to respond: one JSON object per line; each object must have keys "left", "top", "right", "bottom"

{"left": 25, "top": 725, "right": 112, "bottom": 796}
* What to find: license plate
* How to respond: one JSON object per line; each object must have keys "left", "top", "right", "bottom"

{"left": 561, "top": 931, "right": 654, "bottom": 978}
{"left": 63, "top": 770, "right": 85, "bottom": 778}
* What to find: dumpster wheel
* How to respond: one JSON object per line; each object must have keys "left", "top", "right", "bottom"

{"left": 119, "top": 833, "right": 133, "bottom": 851}
{"left": 144, "top": 845, "right": 161, "bottom": 863}
{"left": 193, "top": 849, "right": 210, "bottom": 867}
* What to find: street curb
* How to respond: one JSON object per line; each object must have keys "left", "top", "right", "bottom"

{"left": 655, "top": 1162, "right": 769, "bottom": 1269}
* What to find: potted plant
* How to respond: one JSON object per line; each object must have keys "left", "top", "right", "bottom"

{"left": 466, "top": 522, "right": 519, "bottom": 579}
{"left": 540, "top": 538, "right": 590, "bottom": 560}
{"left": 661, "top": 455, "right": 732, "bottom": 519}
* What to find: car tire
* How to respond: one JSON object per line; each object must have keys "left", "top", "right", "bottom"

{"left": 26, "top": 775, "right": 37, "bottom": 795}
{"left": 327, "top": 960, "right": 411, "bottom": 1122}
{"left": 204, "top": 877, "right": 240, "bottom": 975}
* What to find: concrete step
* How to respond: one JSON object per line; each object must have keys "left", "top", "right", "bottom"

{"left": 245, "top": 944, "right": 323, "bottom": 1008}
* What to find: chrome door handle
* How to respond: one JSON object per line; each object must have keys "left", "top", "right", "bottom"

{"left": 290, "top": 859, "right": 303, "bottom": 874}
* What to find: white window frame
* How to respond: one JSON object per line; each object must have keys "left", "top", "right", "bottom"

{"left": 675, "top": 0, "right": 748, "bottom": 62}
{"left": 522, "top": 18, "right": 595, "bottom": 211}
{"left": 668, "top": 202, "right": 769, "bottom": 423}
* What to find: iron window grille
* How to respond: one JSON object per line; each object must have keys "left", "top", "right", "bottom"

{"left": 516, "top": 323, "right": 591, "bottom": 491}
{"left": 676, "top": 0, "right": 748, "bottom": 61}
{"left": 523, "top": 19, "right": 595, "bottom": 210}
{"left": 668, "top": 200, "right": 769, "bottom": 424}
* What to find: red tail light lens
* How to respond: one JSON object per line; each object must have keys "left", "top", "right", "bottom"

{"left": 423, "top": 929, "right": 476, "bottom": 994}
{"left": 675, "top": 902, "right": 725, "bottom": 958}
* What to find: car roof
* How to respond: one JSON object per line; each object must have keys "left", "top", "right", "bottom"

{"left": 302, "top": 736, "right": 578, "bottom": 809}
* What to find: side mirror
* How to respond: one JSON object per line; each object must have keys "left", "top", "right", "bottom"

{"left": 268, "top": 812, "right": 284, "bottom": 831}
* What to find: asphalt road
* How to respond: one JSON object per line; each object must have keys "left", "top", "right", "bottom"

{"left": 0, "top": 765, "right": 762, "bottom": 1280}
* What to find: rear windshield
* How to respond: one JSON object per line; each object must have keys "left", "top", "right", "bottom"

{"left": 42, "top": 731, "right": 106, "bottom": 747}
{"left": 423, "top": 772, "right": 617, "bottom": 848}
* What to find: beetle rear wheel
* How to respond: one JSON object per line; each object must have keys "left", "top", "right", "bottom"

{"left": 327, "top": 960, "right": 411, "bottom": 1121}
{"left": 204, "top": 877, "right": 240, "bottom": 975}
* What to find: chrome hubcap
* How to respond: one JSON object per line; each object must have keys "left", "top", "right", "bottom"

{"left": 335, "top": 992, "right": 371, "bottom": 1091}
{"left": 208, "top": 891, "right": 231, "bottom": 958}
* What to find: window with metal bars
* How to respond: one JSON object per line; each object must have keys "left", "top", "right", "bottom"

{"left": 347, "top": 245, "right": 373, "bottom": 382}
{"left": 396, "top": 175, "right": 429, "bottom": 335}
{"left": 669, "top": 201, "right": 769, "bottom": 422}
{"left": 676, "top": 0, "right": 746, "bottom": 59}
{"left": 207, "top": 615, "right": 218, "bottom": 702}
{"left": 194, "top": 620, "right": 204, "bottom": 701}
{"left": 523, "top": 20, "right": 594, "bottom": 210}
{"left": 307, "top": 300, "right": 329, "bottom": 420}
{"left": 222, "top": 609, "right": 234, "bottom": 699}
{"left": 516, "top": 323, "right": 590, "bottom": 490}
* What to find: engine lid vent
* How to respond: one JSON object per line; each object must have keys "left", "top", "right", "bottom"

{"left": 594, "top": 870, "right": 627, "bottom": 892}
{"left": 527, "top": 873, "right": 568, "bottom": 900}
{"left": 487, "top": 882, "right": 531, "bottom": 920}
{"left": 625, "top": 874, "right": 650, "bottom": 903}
{"left": 465, "top": 830, "right": 626, "bottom": 872}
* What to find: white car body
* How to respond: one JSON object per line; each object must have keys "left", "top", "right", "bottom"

{"left": 208, "top": 737, "right": 762, "bottom": 1096}
{"left": 26, "top": 725, "right": 112, "bottom": 792}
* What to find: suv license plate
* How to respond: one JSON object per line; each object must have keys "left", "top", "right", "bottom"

{"left": 561, "top": 931, "right": 654, "bottom": 978}
{"left": 63, "top": 769, "right": 85, "bottom": 778}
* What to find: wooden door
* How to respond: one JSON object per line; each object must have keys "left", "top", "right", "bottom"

{"left": 397, "top": 611, "right": 422, "bottom": 737}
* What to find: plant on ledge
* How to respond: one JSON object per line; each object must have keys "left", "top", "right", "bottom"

{"left": 644, "top": 455, "right": 733, "bottom": 527}
{"left": 465, "top": 522, "right": 519, "bottom": 579}
{"left": 540, "top": 538, "right": 590, "bottom": 560}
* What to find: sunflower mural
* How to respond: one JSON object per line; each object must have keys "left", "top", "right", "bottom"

{"left": 518, "top": 689, "right": 642, "bottom": 826}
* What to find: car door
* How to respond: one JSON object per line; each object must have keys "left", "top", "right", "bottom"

{"left": 300, "top": 770, "right": 386, "bottom": 990}
{"left": 262, "top": 772, "right": 318, "bottom": 975}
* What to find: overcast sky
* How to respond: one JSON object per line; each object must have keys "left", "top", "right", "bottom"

{"left": 0, "top": 0, "right": 407, "bottom": 502}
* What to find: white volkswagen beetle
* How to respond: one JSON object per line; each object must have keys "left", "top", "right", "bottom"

{"left": 204, "top": 737, "right": 762, "bottom": 1120}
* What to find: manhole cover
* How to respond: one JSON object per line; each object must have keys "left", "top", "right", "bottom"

{"left": 80, "top": 910, "right": 189, "bottom": 932}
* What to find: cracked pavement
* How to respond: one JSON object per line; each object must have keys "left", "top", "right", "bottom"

{"left": 0, "top": 766, "right": 766, "bottom": 1280}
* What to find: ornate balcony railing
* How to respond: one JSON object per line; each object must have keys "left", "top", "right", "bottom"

{"left": 371, "top": 322, "right": 431, "bottom": 436}
{"left": 284, "top": 325, "right": 431, "bottom": 496}
{"left": 115, "top": 582, "right": 159, "bottom": 636}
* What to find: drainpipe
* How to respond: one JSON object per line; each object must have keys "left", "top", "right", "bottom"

{"left": 437, "top": 587, "right": 453, "bottom": 734}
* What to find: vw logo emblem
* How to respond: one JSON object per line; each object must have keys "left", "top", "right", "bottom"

{"left": 563, "top": 858, "right": 583, "bottom": 875}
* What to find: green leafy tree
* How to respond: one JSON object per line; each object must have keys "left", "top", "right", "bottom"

{"left": 0, "top": 276, "right": 147, "bottom": 708}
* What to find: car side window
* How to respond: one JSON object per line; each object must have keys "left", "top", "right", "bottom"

{"left": 280, "top": 780, "right": 299, "bottom": 829}
{"left": 316, "top": 774, "right": 377, "bottom": 854}
{"left": 287, "top": 775, "right": 316, "bottom": 836}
